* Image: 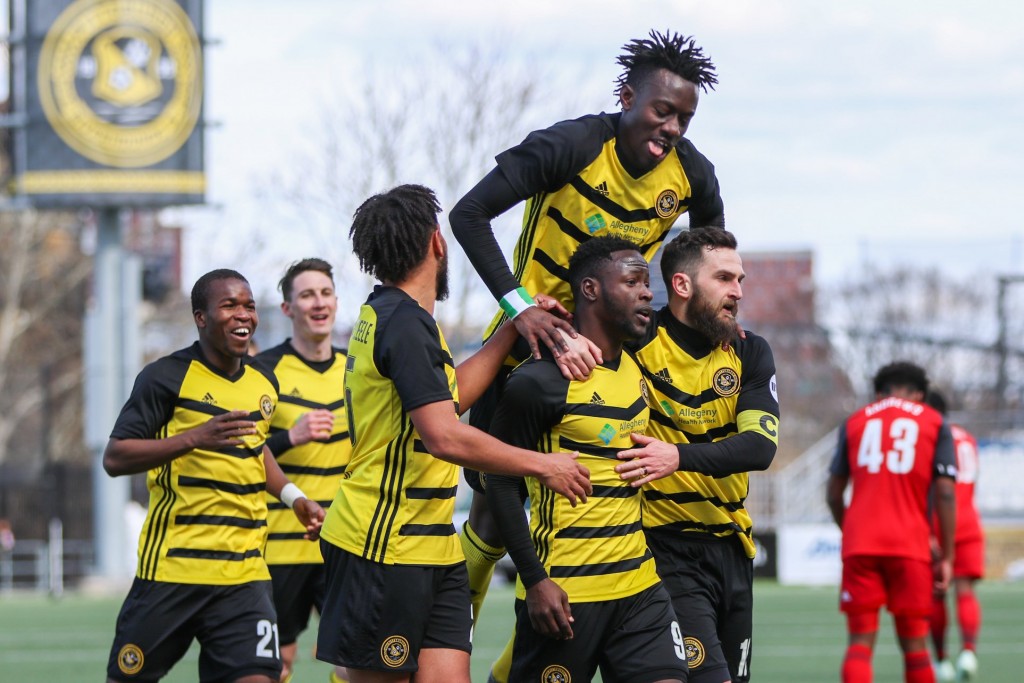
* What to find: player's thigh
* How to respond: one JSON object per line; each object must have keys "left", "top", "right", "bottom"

{"left": 882, "top": 557, "right": 933, "bottom": 618}
{"left": 106, "top": 579, "right": 198, "bottom": 682}
{"left": 953, "top": 537, "right": 985, "bottom": 579}
{"left": 194, "top": 580, "right": 282, "bottom": 683}
{"left": 410, "top": 647, "right": 471, "bottom": 683}
{"left": 841, "top": 555, "right": 887, "bottom": 615}
{"left": 270, "top": 563, "right": 321, "bottom": 645}
{"left": 507, "top": 598, "right": 602, "bottom": 683}
{"left": 717, "top": 540, "right": 754, "bottom": 682}
{"left": 600, "top": 585, "right": 688, "bottom": 683}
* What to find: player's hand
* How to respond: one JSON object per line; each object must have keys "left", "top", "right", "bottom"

{"left": 288, "top": 409, "right": 335, "bottom": 446}
{"left": 538, "top": 451, "right": 591, "bottom": 506}
{"left": 534, "top": 293, "right": 573, "bottom": 322}
{"left": 512, "top": 306, "right": 578, "bottom": 362}
{"left": 934, "top": 557, "right": 953, "bottom": 594}
{"left": 553, "top": 329, "right": 602, "bottom": 381}
{"left": 525, "top": 578, "right": 574, "bottom": 640}
{"left": 186, "top": 410, "right": 257, "bottom": 449}
{"left": 615, "top": 433, "right": 680, "bottom": 486}
{"left": 293, "top": 498, "right": 326, "bottom": 541}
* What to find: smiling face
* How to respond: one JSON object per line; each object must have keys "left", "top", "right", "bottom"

{"left": 617, "top": 68, "right": 699, "bottom": 175}
{"left": 595, "top": 249, "right": 654, "bottom": 342}
{"left": 195, "top": 277, "right": 258, "bottom": 373}
{"left": 283, "top": 269, "right": 337, "bottom": 344}
{"left": 684, "top": 247, "right": 744, "bottom": 345}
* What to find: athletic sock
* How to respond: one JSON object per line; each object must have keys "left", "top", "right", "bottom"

{"left": 329, "top": 669, "right": 348, "bottom": 683}
{"left": 957, "top": 591, "right": 981, "bottom": 650}
{"left": 459, "top": 520, "right": 506, "bottom": 626}
{"left": 930, "top": 596, "right": 948, "bottom": 660}
{"left": 842, "top": 643, "right": 872, "bottom": 683}
{"left": 904, "top": 649, "right": 935, "bottom": 683}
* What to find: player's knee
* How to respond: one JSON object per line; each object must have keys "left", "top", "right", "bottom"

{"left": 846, "top": 610, "right": 879, "bottom": 636}
{"left": 894, "top": 614, "right": 930, "bottom": 641}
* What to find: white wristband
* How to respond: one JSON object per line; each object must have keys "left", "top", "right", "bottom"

{"left": 499, "top": 286, "right": 535, "bottom": 319}
{"left": 279, "top": 483, "right": 306, "bottom": 509}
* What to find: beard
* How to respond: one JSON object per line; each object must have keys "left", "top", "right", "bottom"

{"left": 435, "top": 252, "right": 450, "bottom": 302}
{"left": 689, "top": 284, "right": 737, "bottom": 346}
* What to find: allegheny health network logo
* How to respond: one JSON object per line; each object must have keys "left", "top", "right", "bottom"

{"left": 37, "top": 0, "right": 203, "bottom": 168}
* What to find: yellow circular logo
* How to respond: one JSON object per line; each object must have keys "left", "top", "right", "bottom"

{"left": 38, "top": 0, "right": 203, "bottom": 168}
{"left": 639, "top": 377, "right": 651, "bottom": 407}
{"left": 683, "top": 636, "right": 705, "bottom": 668}
{"left": 380, "top": 635, "right": 409, "bottom": 668}
{"left": 259, "top": 395, "right": 274, "bottom": 420}
{"left": 118, "top": 643, "right": 145, "bottom": 675}
{"left": 542, "top": 664, "right": 571, "bottom": 683}
{"left": 656, "top": 189, "right": 679, "bottom": 218}
{"left": 712, "top": 367, "right": 740, "bottom": 397}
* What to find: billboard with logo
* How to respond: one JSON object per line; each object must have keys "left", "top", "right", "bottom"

{"left": 7, "top": 0, "right": 204, "bottom": 207}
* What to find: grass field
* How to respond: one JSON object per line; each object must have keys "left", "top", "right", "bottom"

{"left": 2, "top": 579, "right": 1022, "bottom": 682}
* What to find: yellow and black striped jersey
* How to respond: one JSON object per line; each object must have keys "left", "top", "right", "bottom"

{"left": 256, "top": 341, "right": 350, "bottom": 565}
{"left": 488, "top": 351, "right": 658, "bottom": 602}
{"left": 320, "top": 286, "right": 462, "bottom": 566}
{"left": 630, "top": 309, "right": 779, "bottom": 558}
{"left": 109, "top": 342, "right": 278, "bottom": 585}
{"left": 485, "top": 112, "right": 723, "bottom": 338}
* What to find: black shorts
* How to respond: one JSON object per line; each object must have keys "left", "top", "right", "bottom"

{"left": 316, "top": 540, "right": 472, "bottom": 673}
{"left": 269, "top": 563, "right": 326, "bottom": 645}
{"left": 646, "top": 529, "right": 754, "bottom": 683}
{"left": 508, "top": 583, "right": 688, "bottom": 683}
{"left": 106, "top": 578, "right": 281, "bottom": 682}
{"left": 465, "top": 367, "right": 511, "bottom": 494}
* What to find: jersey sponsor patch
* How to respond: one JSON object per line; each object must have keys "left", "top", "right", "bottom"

{"left": 713, "top": 367, "right": 740, "bottom": 397}
{"left": 542, "top": 664, "right": 572, "bottom": 683}
{"left": 380, "top": 635, "right": 409, "bottom": 668}
{"left": 684, "top": 636, "right": 706, "bottom": 668}
{"left": 118, "top": 643, "right": 144, "bottom": 675}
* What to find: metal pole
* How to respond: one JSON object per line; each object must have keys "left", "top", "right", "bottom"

{"left": 48, "top": 517, "right": 63, "bottom": 598}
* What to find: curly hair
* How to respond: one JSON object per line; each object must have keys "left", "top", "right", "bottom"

{"left": 349, "top": 184, "right": 442, "bottom": 284}
{"left": 568, "top": 236, "right": 641, "bottom": 299}
{"left": 615, "top": 29, "right": 718, "bottom": 97}
{"left": 873, "top": 362, "right": 929, "bottom": 397}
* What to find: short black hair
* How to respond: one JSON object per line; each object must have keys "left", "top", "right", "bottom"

{"left": 659, "top": 227, "right": 737, "bottom": 293}
{"left": 568, "top": 236, "right": 640, "bottom": 299}
{"left": 615, "top": 30, "right": 718, "bottom": 97}
{"left": 349, "top": 184, "right": 442, "bottom": 284}
{"left": 279, "top": 258, "right": 334, "bottom": 302}
{"left": 873, "top": 361, "right": 929, "bottom": 397}
{"left": 191, "top": 269, "right": 248, "bottom": 313}
{"left": 925, "top": 389, "right": 948, "bottom": 415}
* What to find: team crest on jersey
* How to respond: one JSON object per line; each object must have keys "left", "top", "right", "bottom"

{"left": 542, "top": 664, "right": 571, "bottom": 683}
{"left": 118, "top": 644, "right": 144, "bottom": 675}
{"left": 656, "top": 189, "right": 679, "bottom": 218}
{"left": 684, "top": 637, "right": 705, "bottom": 668}
{"left": 380, "top": 635, "right": 409, "bottom": 667}
{"left": 259, "top": 395, "right": 274, "bottom": 420}
{"left": 712, "top": 368, "right": 740, "bottom": 397}
{"left": 640, "top": 377, "right": 651, "bottom": 406}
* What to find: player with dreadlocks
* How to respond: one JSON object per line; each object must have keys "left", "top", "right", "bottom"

{"left": 314, "top": 184, "right": 590, "bottom": 683}
{"left": 448, "top": 29, "right": 726, "bottom": 631}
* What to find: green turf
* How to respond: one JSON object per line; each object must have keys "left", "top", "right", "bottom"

{"left": 1, "top": 579, "right": 1021, "bottom": 681}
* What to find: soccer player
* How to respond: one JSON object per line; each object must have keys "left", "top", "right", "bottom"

{"left": 450, "top": 28, "right": 725, "bottom": 624}
{"left": 826, "top": 362, "right": 957, "bottom": 683}
{"left": 486, "top": 236, "right": 687, "bottom": 682}
{"left": 256, "top": 258, "right": 350, "bottom": 683}
{"left": 103, "top": 269, "right": 324, "bottom": 683}
{"left": 613, "top": 228, "right": 778, "bottom": 683}
{"left": 925, "top": 390, "right": 984, "bottom": 683}
{"left": 314, "top": 184, "right": 591, "bottom": 683}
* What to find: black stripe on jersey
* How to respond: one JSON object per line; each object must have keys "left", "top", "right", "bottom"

{"left": 175, "top": 515, "right": 267, "bottom": 528}
{"left": 268, "top": 532, "right": 309, "bottom": 541}
{"left": 269, "top": 427, "right": 350, "bottom": 445}
{"left": 280, "top": 463, "right": 348, "bottom": 476}
{"left": 557, "top": 437, "right": 618, "bottom": 459}
{"left": 176, "top": 398, "right": 225, "bottom": 416}
{"left": 656, "top": 519, "right": 751, "bottom": 537}
{"left": 568, "top": 396, "right": 648, "bottom": 421}
{"left": 405, "top": 486, "right": 458, "bottom": 500}
{"left": 166, "top": 547, "right": 263, "bottom": 562}
{"left": 647, "top": 411, "right": 738, "bottom": 443}
{"left": 533, "top": 485, "right": 557, "bottom": 567}
{"left": 268, "top": 498, "right": 333, "bottom": 511}
{"left": 567, "top": 176, "right": 659, "bottom": 223}
{"left": 647, "top": 375, "right": 724, "bottom": 410}
{"left": 364, "top": 416, "right": 412, "bottom": 562}
{"left": 514, "top": 192, "right": 548, "bottom": 283}
{"left": 209, "top": 444, "right": 263, "bottom": 459}
{"left": 645, "top": 489, "right": 747, "bottom": 512}
{"left": 177, "top": 476, "right": 266, "bottom": 495}
{"left": 588, "top": 484, "right": 639, "bottom": 499}
{"left": 548, "top": 549, "right": 653, "bottom": 578}
{"left": 555, "top": 520, "right": 643, "bottom": 539}
{"left": 140, "top": 460, "right": 175, "bottom": 580}
{"left": 412, "top": 439, "right": 430, "bottom": 454}
{"left": 548, "top": 206, "right": 584, "bottom": 241}
{"left": 534, "top": 249, "right": 570, "bottom": 284}
{"left": 399, "top": 523, "right": 457, "bottom": 536}
{"left": 278, "top": 394, "right": 346, "bottom": 412}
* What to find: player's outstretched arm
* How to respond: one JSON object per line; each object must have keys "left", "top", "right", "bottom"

{"left": 103, "top": 409, "right": 257, "bottom": 476}
{"left": 410, "top": 401, "right": 591, "bottom": 505}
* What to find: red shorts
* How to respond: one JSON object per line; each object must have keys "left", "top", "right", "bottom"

{"left": 953, "top": 537, "right": 985, "bottom": 579}
{"left": 840, "top": 555, "right": 932, "bottom": 617}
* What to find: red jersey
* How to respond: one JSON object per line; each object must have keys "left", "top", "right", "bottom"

{"left": 830, "top": 397, "right": 957, "bottom": 562}
{"left": 931, "top": 424, "right": 983, "bottom": 544}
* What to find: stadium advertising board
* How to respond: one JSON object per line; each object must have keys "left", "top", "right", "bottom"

{"left": 777, "top": 523, "right": 842, "bottom": 586}
{"left": 7, "top": 0, "right": 205, "bottom": 207}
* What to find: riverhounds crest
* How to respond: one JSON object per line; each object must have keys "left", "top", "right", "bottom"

{"left": 712, "top": 367, "right": 740, "bottom": 397}
{"left": 9, "top": 0, "right": 206, "bottom": 206}
{"left": 117, "top": 644, "right": 144, "bottom": 675}
{"left": 655, "top": 189, "right": 679, "bottom": 218}
{"left": 380, "top": 635, "right": 409, "bottom": 668}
